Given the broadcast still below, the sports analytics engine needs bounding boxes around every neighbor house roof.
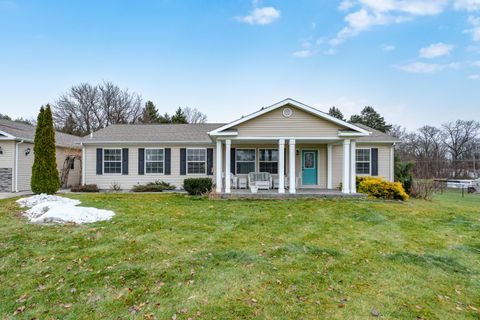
[354,123,402,143]
[0,119,81,148]
[81,123,226,144]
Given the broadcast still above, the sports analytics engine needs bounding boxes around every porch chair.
[248,172,272,190]
[272,175,289,189]
[223,172,238,189]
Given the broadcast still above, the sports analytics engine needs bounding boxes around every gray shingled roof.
[0,119,81,148]
[81,122,399,144]
[82,123,225,144]
[354,123,401,143]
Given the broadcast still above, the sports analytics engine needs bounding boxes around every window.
[187,148,206,174]
[236,149,256,174]
[146,149,164,174]
[104,149,122,174]
[356,149,371,175]
[259,149,278,174]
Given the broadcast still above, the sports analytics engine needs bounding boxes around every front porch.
[214,137,359,195]
[216,188,367,199]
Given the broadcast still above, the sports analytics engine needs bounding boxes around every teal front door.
[302,150,318,185]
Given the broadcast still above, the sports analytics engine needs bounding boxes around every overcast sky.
[0,0,479,130]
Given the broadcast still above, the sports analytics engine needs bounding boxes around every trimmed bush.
[183,178,213,195]
[410,180,440,200]
[70,184,99,192]
[357,176,409,201]
[132,180,175,192]
[31,105,61,194]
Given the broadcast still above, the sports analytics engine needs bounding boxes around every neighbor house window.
[146,148,164,174]
[236,149,256,174]
[103,149,122,174]
[187,148,206,174]
[356,149,371,175]
[259,149,278,174]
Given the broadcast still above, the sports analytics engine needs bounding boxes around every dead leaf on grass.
[13,306,25,315]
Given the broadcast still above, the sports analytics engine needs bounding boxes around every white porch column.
[342,139,350,194]
[327,144,333,189]
[350,140,356,193]
[215,140,223,193]
[225,139,231,193]
[278,139,285,193]
[289,139,296,194]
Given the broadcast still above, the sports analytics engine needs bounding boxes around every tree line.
[328,106,480,179]
[53,81,207,136]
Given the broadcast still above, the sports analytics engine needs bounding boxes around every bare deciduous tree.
[183,107,207,124]
[54,81,142,136]
[443,120,480,176]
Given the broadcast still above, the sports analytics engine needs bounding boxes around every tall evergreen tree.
[31,105,61,194]
[350,106,392,133]
[171,107,188,124]
[328,106,345,121]
[140,101,160,123]
[158,112,172,123]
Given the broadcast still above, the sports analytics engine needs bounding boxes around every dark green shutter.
[207,148,213,175]
[230,148,235,174]
[180,148,186,175]
[371,148,378,176]
[138,148,145,175]
[122,148,129,175]
[96,148,103,175]
[165,148,171,175]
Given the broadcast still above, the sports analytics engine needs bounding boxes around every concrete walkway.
[0,191,32,200]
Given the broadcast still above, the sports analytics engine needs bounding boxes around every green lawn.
[0,192,479,319]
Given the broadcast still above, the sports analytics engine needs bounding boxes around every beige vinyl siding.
[0,141,15,168]
[0,141,15,192]
[332,145,343,189]
[233,105,344,138]
[16,144,81,191]
[84,144,215,190]
[356,143,394,182]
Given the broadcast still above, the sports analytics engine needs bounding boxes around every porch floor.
[216,188,367,199]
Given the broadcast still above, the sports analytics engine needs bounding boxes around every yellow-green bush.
[356,176,409,201]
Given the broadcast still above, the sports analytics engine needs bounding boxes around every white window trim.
[356,148,371,176]
[235,148,257,175]
[103,148,122,175]
[145,148,165,175]
[186,147,207,175]
[259,148,279,174]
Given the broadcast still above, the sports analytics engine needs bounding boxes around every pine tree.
[61,113,78,135]
[31,105,61,194]
[171,107,188,124]
[140,101,160,123]
[328,106,345,121]
[350,106,392,133]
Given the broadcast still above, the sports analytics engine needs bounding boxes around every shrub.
[357,176,409,201]
[410,180,440,200]
[395,159,414,194]
[31,105,61,194]
[132,180,175,192]
[183,178,213,195]
[110,182,121,191]
[70,184,99,192]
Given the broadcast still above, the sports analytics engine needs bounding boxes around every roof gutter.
[14,139,24,192]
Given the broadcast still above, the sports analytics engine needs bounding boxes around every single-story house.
[0,119,82,192]
[80,99,400,194]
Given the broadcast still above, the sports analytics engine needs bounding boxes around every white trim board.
[208,98,370,136]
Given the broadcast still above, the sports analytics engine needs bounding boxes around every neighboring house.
[0,119,82,192]
[80,99,400,194]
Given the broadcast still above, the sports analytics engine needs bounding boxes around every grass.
[0,191,479,319]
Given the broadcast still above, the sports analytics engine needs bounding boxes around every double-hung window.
[356,149,371,175]
[236,149,256,174]
[146,149,164,174]
[259,149,278,174]
[103,149,122,174]
[187,148,206,174]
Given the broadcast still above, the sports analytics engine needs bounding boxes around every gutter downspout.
[81,142,86,185]
[15,139,24,192]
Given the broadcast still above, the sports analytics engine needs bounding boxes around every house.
[0,119,82,192]
[80,99,400,194]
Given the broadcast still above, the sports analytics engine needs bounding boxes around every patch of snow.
[17,194,114,224]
